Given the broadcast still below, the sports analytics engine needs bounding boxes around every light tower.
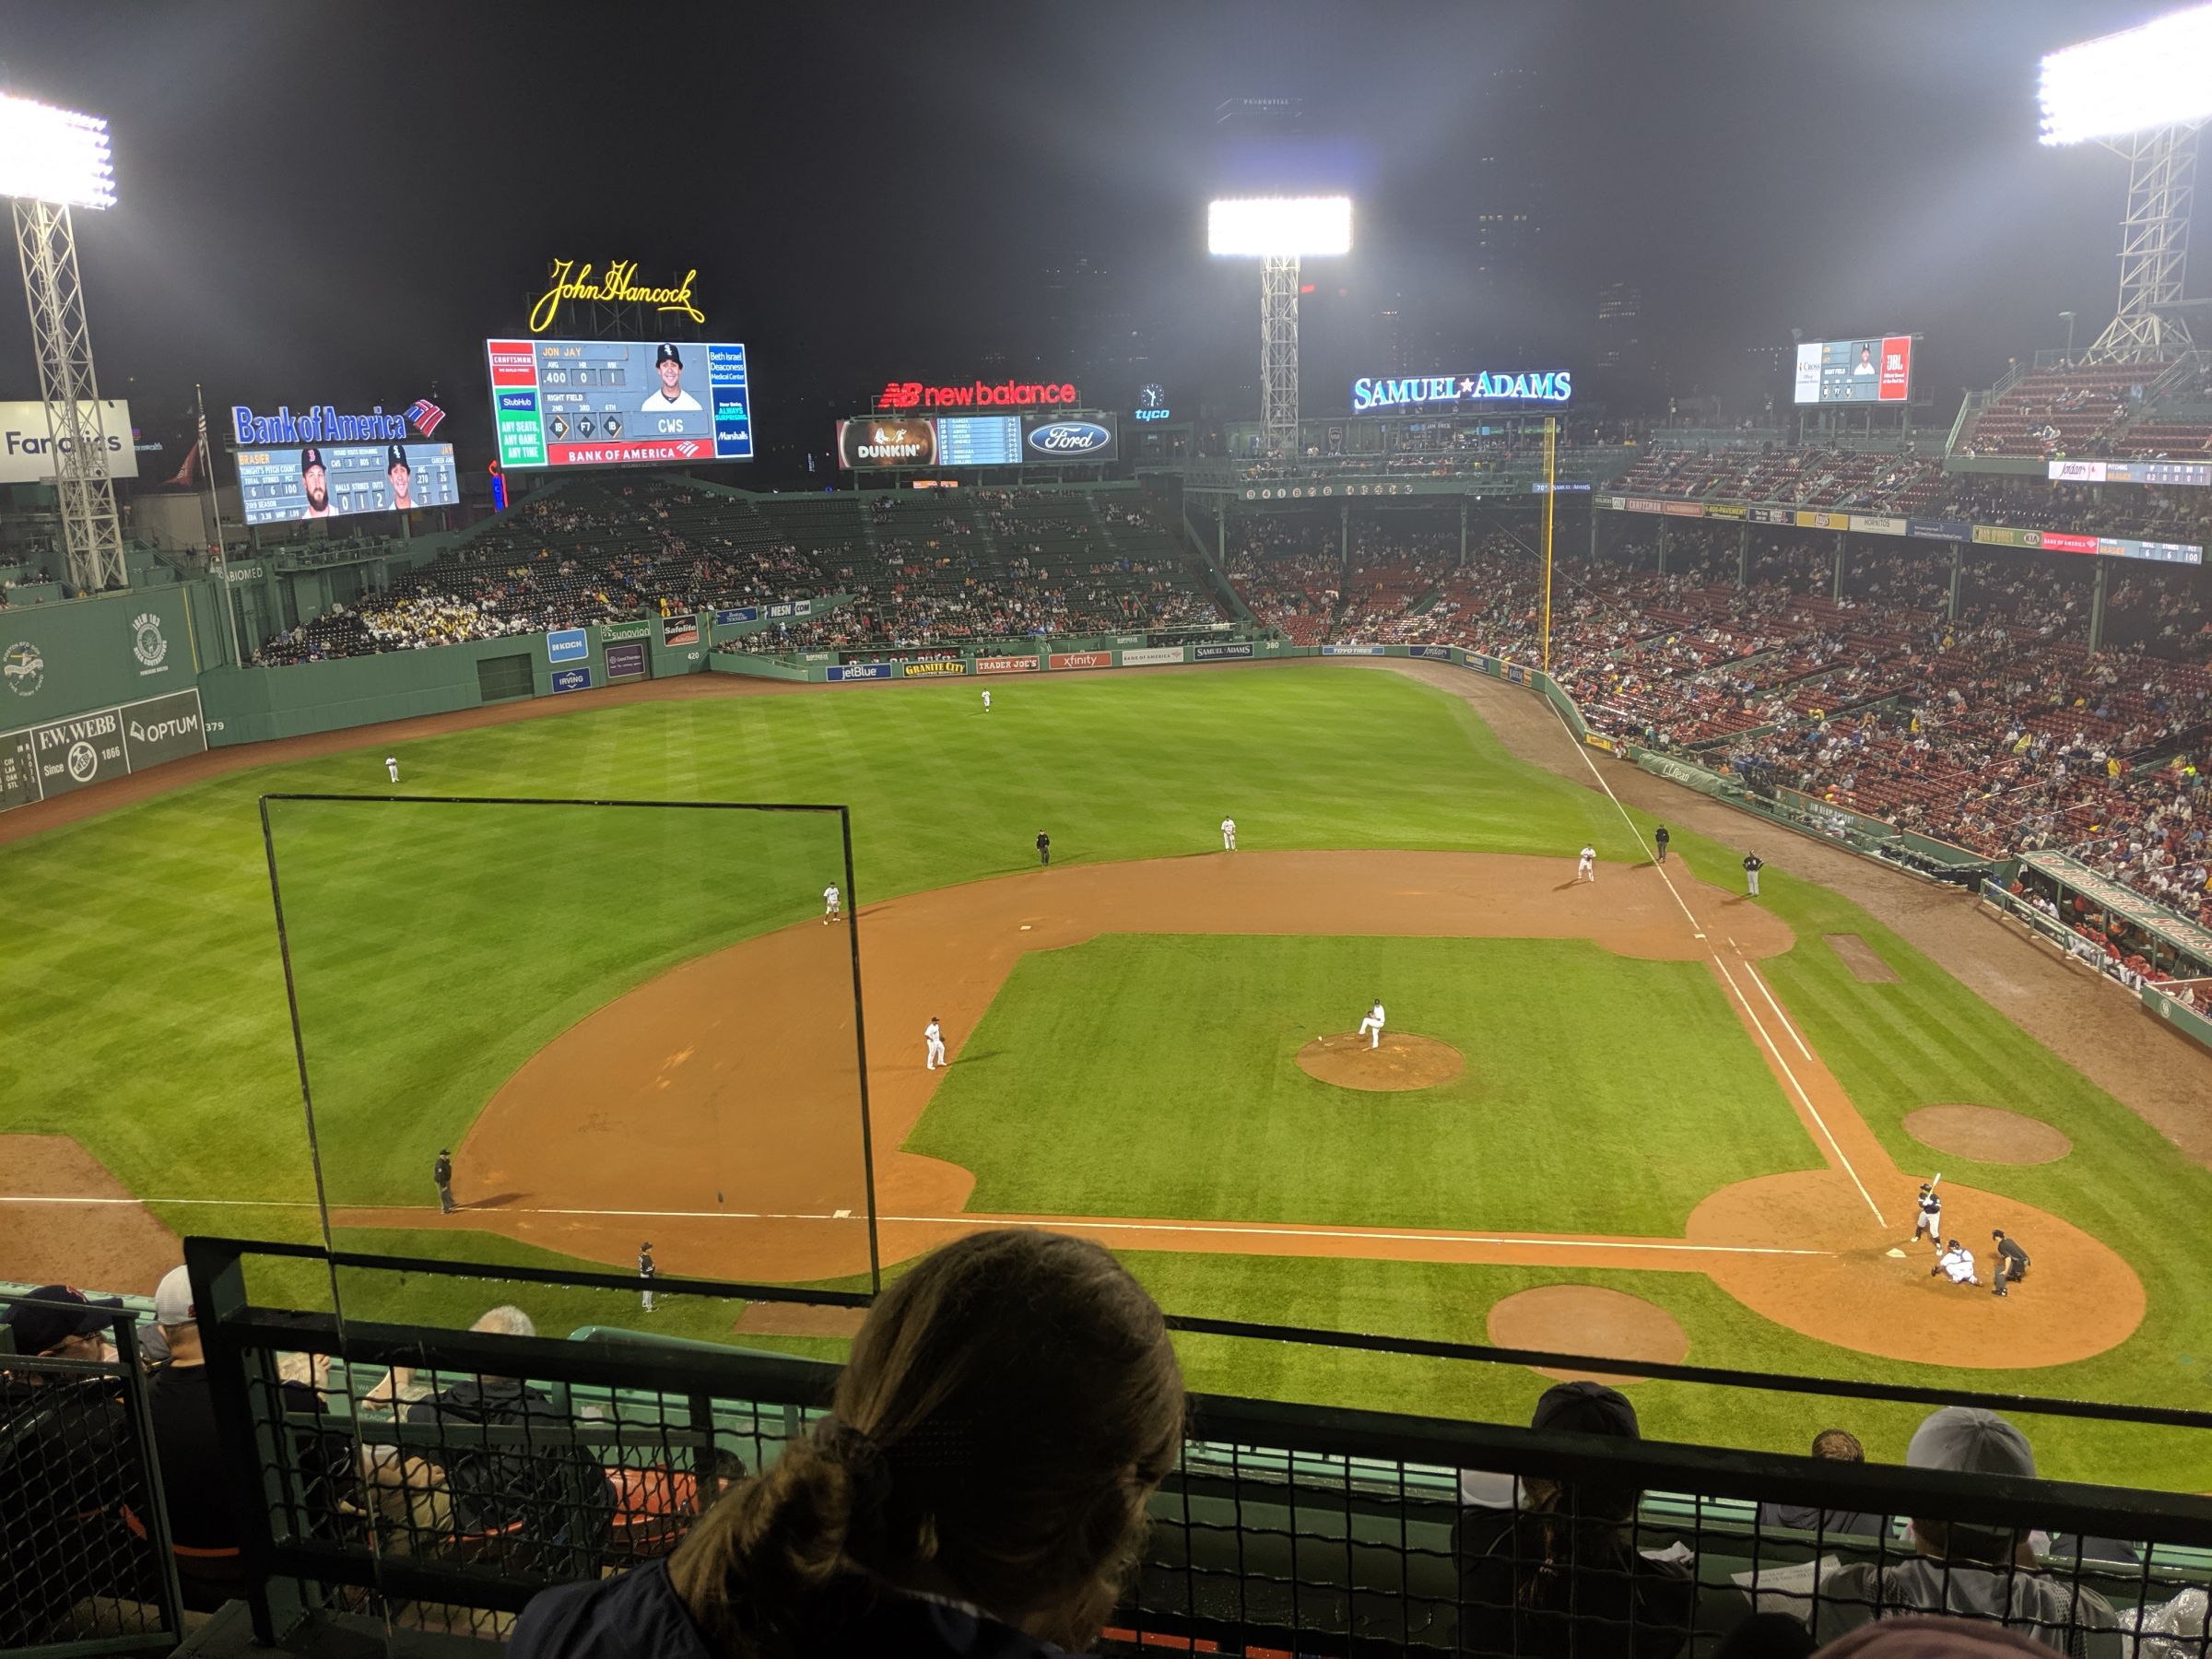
[1,92,125,592]
[2040,5,2212,362]
[1208,195,1352,458]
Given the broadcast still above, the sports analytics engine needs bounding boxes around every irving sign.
[529,259,705,335]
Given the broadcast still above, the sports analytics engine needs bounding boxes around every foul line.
[0,1193,1829,1258]
[1556,716,1887,1227]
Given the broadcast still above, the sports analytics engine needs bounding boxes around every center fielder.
[1358,996,1385,1049]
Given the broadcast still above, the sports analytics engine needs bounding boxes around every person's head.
[1520,1381,1645,1531]
[300,447,328,512]
[2,1285,123,1373]
[656,343,684,394]
[1904,1407,2037,1562]
[1809,1428,1865,1463]
[667,1228,1183,1654]
[440,1148,451,1159]
[1947,1238,1960,1252]
[387,443,412,500]
[153,1265,203,1363]
[470,1305,535,1338]
[1991,1230,2006,1243]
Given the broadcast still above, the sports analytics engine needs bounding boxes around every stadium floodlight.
[2037,5,2212,359]
[1206,194,1353,257]
[0,93,117,209]
[5,89,127,593]
[1207,196,1353,457]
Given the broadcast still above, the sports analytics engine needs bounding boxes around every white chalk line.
[0,1193,1830,1258]
[1559,722,1888,1228]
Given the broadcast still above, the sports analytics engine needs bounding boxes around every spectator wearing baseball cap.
[1,1287,153,1645]
[1457,1382,1696,1659]
[1806,1409,2120,1656]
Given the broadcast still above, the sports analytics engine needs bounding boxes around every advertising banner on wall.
[838,417,938,469]
[1850,514,1908,536]
[0,687,206,812]
[1049,650,1112,670]
[661,615,700,647]
[0,399,139,485]
[1020,412,1118,465]
[1193,641,1254,660]
[826,663,891,681]
[975,654,1041,673]
[1908,519,1971,540]
[604,641,648,680]
[901,659,968,677]
[1120,645,1186,666]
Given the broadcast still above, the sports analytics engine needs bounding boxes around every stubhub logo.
[1027,420,1111,457]
[498,391,538,411]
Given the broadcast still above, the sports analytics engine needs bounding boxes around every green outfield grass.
[5,662,2211,1484]
[909,933,1819,1233]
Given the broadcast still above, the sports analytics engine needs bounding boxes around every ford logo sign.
[1026,420,1112,457]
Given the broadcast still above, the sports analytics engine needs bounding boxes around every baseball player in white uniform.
[1911,1182,1943,1252]
[822,884,841,925]
[981,688,992,712]
[1932,1240,1979,1286]
[924,1017,947,1071]
[1358,997,1385,1049]
[1221,816,1237,852]
[385,755,399,783]
[1575,845,1595,883]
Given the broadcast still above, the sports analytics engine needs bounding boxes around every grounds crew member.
[1991,1230,2030,1298]
[1653,825,1670,864]
[1743,850,1764,897]
[434,1148,456,1214]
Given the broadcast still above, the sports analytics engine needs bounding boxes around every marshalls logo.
[131,613,169,671]
[3,640,42,697]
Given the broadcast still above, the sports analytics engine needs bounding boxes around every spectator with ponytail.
[509,1228,1185,1659]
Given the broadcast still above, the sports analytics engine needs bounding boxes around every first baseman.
[924,1017,948,1071]
[1358,996,1385,1049]
[1221,816,1237,852]
[385,755,400,783]
[822,883,841,925]
[1575,845,1596,883]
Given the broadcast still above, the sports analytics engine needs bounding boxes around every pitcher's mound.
[1487,1286,1689,1384]
[1904,1104,2072,1165]
[1297,1031,1465,1091]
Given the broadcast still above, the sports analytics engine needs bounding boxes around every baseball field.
[5,660,2210,1487]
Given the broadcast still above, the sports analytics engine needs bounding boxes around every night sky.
[0,0,2183,476]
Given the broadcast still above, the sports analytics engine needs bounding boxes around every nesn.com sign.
[1351,371,1572,412]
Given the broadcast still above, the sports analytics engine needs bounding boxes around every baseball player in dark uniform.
[639,1241,656,1312]
[1653,826,1670,864]
[1742,851,1764,897]
[434,1148,455,1214]
[1990,1230,2030,1297]
[1036,830,1051,866]
[1910,1182,1941,1253]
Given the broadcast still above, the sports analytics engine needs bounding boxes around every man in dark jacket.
[1754,1430,1888,1542]
[1653,827,1670,864]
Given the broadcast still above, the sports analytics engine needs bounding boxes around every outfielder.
[385,755,400,783]
[1221,816,1237,852]
[1931,1239,1979,1286]
[822,883,841,925]
[1911,1180,1943,1252]
[1575,845,1596,883]
[982,688,992,712]
[1358,996,1385,1049]
[924,1016,948,1071]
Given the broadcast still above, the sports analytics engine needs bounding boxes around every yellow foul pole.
[1541,417,1557,676]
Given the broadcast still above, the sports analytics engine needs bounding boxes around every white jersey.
[1578,846,1595,864]
[1369,1003,1385,1026]
[641,387,702,411]
[1940,1246,1976,1284]
[824,885,840,907]
[924,1020,941,1044]
[1222,818,1236,837]
[982,690,991,708]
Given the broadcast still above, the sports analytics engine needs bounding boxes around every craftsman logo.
[1025,420,1112,457]
[3,641,42,696]
[131,612,169,671]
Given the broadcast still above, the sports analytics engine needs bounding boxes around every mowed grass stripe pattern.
[910,934,1820,1233]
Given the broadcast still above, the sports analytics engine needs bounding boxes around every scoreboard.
[935,415,1023,467]
[239,441,459,525]
[488,338,753,468]
[1794,335,1912,405]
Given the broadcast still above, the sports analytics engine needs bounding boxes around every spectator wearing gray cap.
[1456,1381,1696,1658]
[1807,1409,2120,1657]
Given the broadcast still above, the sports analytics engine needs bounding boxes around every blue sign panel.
[1194,641,1255,660]
[828,663,892,681]
[1410,644,1453,659]
[714,606,758,626]
[547,628,589,664]
[1321,643,1386,656]
[551,666,593,693]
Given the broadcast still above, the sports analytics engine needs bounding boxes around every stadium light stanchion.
[1,90,126,593]
[1206,196,1352,460]
[2039,4,2212,360]
[196,381,244,666]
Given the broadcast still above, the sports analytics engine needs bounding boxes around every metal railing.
[0,1292,186,1659]
[177,1238,2212,1657]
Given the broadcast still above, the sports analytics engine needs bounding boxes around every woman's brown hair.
[669,1229,1184,1656]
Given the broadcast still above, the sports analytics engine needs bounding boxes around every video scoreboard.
[238,441,459,525]
[2051,458,2212,487]
[487,338,753,469]
[1794,335,1912,405]
[935,415,1023,467]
